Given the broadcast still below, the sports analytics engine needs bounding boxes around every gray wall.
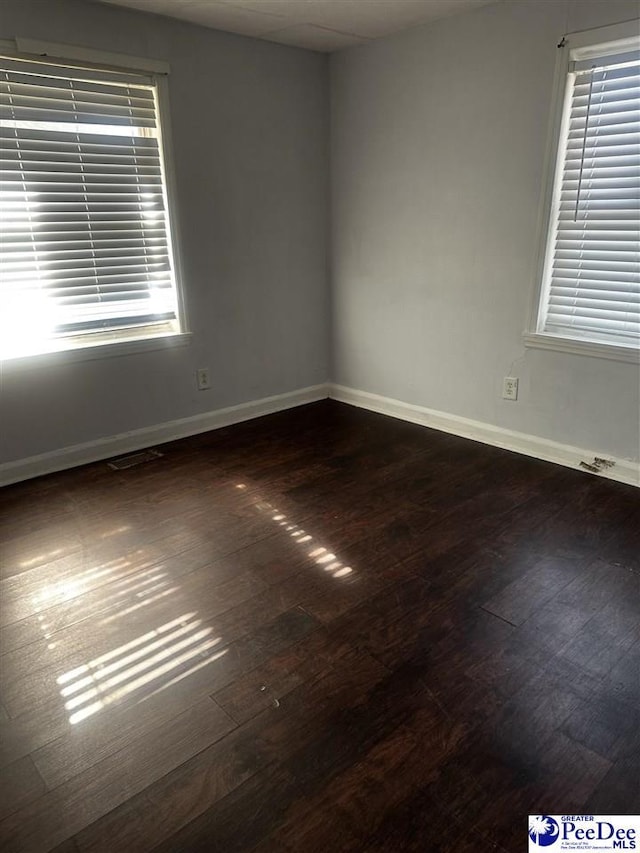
[0,0,330,464]
[330,0,640,461]
[2,0,638,470]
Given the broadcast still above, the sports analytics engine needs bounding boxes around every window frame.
[0,38,191,368]
[525,19,640,364]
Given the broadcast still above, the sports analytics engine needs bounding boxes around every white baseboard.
[0,384,329,487]
[329,384,640,488]
[4,381,637,489]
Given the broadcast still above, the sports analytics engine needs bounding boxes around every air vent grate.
[107,449,164,470]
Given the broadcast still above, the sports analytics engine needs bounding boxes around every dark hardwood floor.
[0,400,638,852]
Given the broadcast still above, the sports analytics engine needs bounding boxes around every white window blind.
[539,44,640,349]
[0,55,181,359]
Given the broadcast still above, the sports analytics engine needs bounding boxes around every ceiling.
[93,0,497,52]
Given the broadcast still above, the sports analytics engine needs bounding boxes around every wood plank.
[0,568,268,719]
[481,556,586,626]
[10,606,318,784]
[0,698,235,853]
[73,725,272,853]
[0,756,46,821]
[0,400,637,853]
[78,650,387,853]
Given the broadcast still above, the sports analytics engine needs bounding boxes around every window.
[527,21,640,361]
[0,48,186,361]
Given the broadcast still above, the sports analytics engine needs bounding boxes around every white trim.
[3,382,637,488]
[154,74,189,337]
[526,18,640,359]
[526,31,570,338]
[0,332,192,371]
[523,332,640,363]
[0,43,187,362]
[329,384,640,488]
[567,19,640,54]
[0,384,329,486]
[13,37,170,75]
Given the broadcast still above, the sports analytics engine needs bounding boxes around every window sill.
[1,332,192,371]
[523,332,640,364]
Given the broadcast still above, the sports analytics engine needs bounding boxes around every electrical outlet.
[196,368,211,390]
[502,376,519,401]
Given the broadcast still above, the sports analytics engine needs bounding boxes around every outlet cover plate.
[503,376,519,401]
[196,368,211,390]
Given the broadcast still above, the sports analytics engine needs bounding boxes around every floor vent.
[107,449,164,470]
